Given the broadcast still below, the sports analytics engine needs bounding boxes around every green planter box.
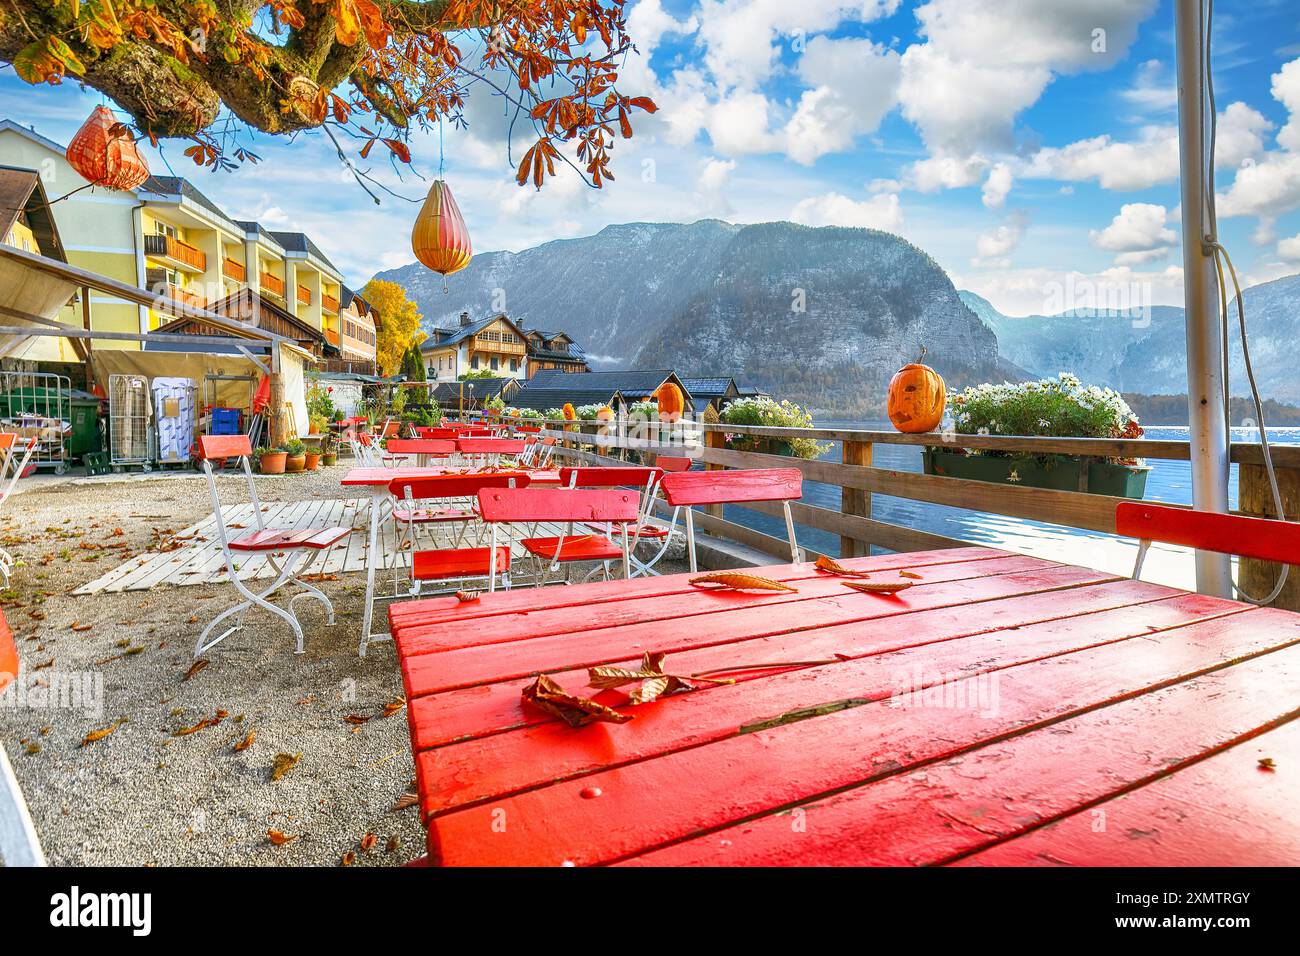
[924,447,1149,498]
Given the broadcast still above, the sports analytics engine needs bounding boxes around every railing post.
[1238,461,1300,610]
[704,428,725,519]
[840,440,872,558]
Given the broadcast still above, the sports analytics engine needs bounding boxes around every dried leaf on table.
[521,674,633,728]
[841,579,914,595]
[455,590,481,602]
[1259,757,1276,771]
[898,570,924,579]
[814,555,870,578]
[689,572,796,593]
[589,651,730,704]
[271,752,301,781]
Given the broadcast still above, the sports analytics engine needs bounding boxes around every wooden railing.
[260,272,285,296]
[143,233,206,272]
[324,328,340,346]
[322,293,340,313]
[163,283,205,309]
[482,414,1300,608]
[297,284,312,306]
[222,257,245,282]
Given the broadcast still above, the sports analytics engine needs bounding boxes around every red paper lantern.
[65,106,151,192]
[411,180,472,279]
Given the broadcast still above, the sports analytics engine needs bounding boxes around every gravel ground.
[1,462,688,867]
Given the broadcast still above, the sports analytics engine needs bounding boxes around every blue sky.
[3,0,1300,315]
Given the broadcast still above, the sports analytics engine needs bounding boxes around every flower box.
[924,448,1150,498]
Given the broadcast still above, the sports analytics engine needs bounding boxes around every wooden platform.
[72,498,576,595]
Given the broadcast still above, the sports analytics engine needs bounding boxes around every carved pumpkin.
[887,358,946,433]
[65,106,151,192]
[595,405,615,422]
[655,382,684,423]
[411,180,473,280]
[562,402,577,421]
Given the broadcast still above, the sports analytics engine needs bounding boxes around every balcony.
[322,293,340,313]
[261,272,285,297]
[158,283,205,310]
[222,258,246,282]
[297,285,312,306]
[143,233,206,273]
[325,329,340,346]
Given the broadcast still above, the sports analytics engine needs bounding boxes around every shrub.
[719,397,828,460]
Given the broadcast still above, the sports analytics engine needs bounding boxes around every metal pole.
[1174,0,1232,597]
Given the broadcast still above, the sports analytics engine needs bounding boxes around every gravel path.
[1,463,430,867]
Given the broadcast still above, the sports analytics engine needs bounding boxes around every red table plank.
[953,712,1300,867]
[423,607,1299,864]
[621,642,1300,866]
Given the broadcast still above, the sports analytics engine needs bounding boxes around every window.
[509,358,518,372]
[471,355,480,369]
[155,221,178,239]
[490,356,499,371]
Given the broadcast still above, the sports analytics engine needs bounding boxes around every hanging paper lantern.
[65,106,151,192]
[411,180,472,284]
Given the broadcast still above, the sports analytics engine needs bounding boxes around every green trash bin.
[68,393,103,458]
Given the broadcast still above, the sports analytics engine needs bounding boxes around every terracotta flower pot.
[260,451,287,474]
[304,452,320,471]
[285,454,306,474]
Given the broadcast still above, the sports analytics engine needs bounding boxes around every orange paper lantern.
[65,106,151,192]
[411,180,472,280]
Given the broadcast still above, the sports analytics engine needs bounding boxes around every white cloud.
[907,154,988,192]
[1273,56,1300,152]
[1216,152,1300,218]
[973,211,1027,265]
[981,163,1014,208]
[698,157,737,191]
[1120,59,1176,114]
[782,37,901,165]
[1090,203,1175,258]
[790,192,903,231]
[705,88,778,155]
[897,0,1157,156]
[1279,232,1300,263]
[963,264,1186,317]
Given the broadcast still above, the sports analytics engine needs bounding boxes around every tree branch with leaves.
[0,0,655,189]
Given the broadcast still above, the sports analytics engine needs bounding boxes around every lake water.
[722,423,1300,591]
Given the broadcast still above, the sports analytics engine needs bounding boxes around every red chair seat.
[520,534,623,562]
[229,527,351,551]
[583,521,669,539]
[412,546,510,580]
[394,507,476,524]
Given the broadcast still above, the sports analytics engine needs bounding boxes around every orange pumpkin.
[887,360,946,433]
[655,382,684,422]
[65,106,151,191]
[595,405,615,422]
[562,402,576,421]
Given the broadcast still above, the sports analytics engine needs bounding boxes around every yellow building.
[0,118,374,370]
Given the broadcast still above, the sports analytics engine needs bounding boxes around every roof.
[0,166,66,262]
[430,378,515,403]
[419,312,526,350]
[510,386,623,411]
[680,377,737,399]
[0,120,68,156]
[269,230,341,274]
[735,382,767,396]
[142,175,241,232]
[524,369,684,400]
[204,288,326,343]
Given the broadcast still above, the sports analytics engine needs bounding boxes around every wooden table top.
[340,467,561,487]
[389,546,1300,867]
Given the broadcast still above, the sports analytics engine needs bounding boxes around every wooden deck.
[71,498,577,595]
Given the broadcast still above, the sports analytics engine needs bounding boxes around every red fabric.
[252,375,271,414]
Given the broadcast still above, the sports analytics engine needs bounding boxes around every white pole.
[1174,0,1233,597]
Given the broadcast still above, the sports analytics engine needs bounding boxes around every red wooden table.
[389,546,1300,866]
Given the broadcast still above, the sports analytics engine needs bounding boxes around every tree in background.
[400,342,428,403]
[1,1,656,192]
[362,278,422,377]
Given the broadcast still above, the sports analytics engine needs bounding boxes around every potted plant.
[927,373,1150,497]
[304,444,321,471]
[320,434,338,467]
[257,446,287,474]
[283,439,307,474]
[720,397,828,460]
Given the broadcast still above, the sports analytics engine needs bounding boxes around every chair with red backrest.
[660,467,804,572]
[560,466,670,576]
[195,435,351,656]
[456,437,526,469]
[478,485,641,586]
[0,608,45,865]
[415,427,459,440]
[1116,502,1300,582]
[389,473,531,600]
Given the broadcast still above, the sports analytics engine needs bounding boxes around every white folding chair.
[196,435,350,656]
[1,609,44,866]
[0,434,38,588]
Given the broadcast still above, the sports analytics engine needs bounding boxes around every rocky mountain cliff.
[962,272,1300,405]
[376,219,1008,415]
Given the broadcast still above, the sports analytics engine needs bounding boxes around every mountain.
[376,219,1009,415]
[961,271,1300,404]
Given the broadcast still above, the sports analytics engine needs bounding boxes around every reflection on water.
[726,423,1300,591]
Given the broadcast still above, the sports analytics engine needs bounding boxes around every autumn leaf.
[233,730,256,752]
[333,0,361,46]
[589,651,729,704]
[381,699,406,718]
[172,713,222,736]
[271,752,301,781]
[841,579,914,595]
[267,829,297,846]
[1259,757,1277,771]
[360,832,377,852]
[343,714,372,725]
[521,674,633,728]
[80,716,127,747]
[386,835,400,852]
[899,570,924,580]
[689,572,797,593]
[182,659,209,681]
[814,555,870,578]
[389,791,419,812]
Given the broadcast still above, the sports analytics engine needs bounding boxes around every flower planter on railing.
[923,447,1150,498]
